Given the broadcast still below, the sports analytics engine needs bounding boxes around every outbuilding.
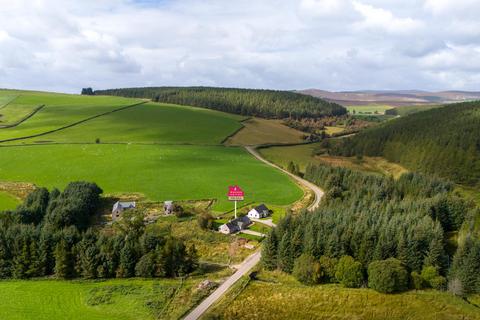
[112,201,136,220]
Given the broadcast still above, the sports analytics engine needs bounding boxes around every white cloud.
[353,1,422,34]
[0,0,479,92]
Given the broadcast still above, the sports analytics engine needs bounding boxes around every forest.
[329,101,480,186]
[262,164,480,295]
[0,182,198,280]
[93,87,347,119]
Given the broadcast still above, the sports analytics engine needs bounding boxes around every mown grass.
[0,144,302,211]
[21,102,244,145]
[205,270,480,320]
[0,276,224,320]
[0,191,20,211]
[324,125,345,135]
[224,118,305,146]
[0,90,138,142]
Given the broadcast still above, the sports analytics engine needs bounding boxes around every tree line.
[93,87,347,120]
[0,182,198,280]
[329,101,480,186]
[262,164,480,295]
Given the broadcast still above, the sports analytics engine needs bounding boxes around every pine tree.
[261,230,278,270]
[54,240,73,279]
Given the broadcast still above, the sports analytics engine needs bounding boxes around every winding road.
[183,146,324,320]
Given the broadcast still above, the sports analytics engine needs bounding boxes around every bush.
[420,266,446,290]
[318,256,337,283]
[335,256,364,288]
[197,213,215,230]
[411,271,424,290]
[292,254,321,285]
[368,258,409,293]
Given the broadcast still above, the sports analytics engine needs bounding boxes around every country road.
[183,251,261,320]
[245,146,324,211]
[183,146,324,320]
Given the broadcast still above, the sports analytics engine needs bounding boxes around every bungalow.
[219,216,251,234]
[247,204,270,219]
[112,201,136,220]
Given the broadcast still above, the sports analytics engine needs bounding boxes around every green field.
[0,191,20,211]
[0,90,302,210]
[0,277,214,320]
[347,105,394,115]
[20,102,244,145]
[206,271,480,320]
[0,90,138,142]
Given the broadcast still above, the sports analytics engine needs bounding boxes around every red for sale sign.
[227,185,244,201]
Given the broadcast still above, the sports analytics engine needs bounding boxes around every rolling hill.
[0,90,302,211]
[330,101,480,186]
[94,86,347,119]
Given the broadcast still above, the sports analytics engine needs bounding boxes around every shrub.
[335,256,364,288]
[197,213,215,230]
[411,271,424,290]
[420,266,446,290]
[292,253,321,285]
[318,256,337,283]
[368,258,409,293]
[430,276,447,290]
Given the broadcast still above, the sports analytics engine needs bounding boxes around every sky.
[0,0,479,93]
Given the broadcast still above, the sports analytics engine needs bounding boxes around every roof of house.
[254,204,269,212]
[224,215,251,230]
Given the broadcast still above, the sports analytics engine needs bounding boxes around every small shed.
[112,201,136,220]
[247,204,270,219]
[164,201,174,215]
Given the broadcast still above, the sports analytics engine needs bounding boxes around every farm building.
[247,204,270,219]
[219,216,251,234]
[164,201,174,214]
[112,201,136,220]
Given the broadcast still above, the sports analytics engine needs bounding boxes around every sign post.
[227,185,245,219]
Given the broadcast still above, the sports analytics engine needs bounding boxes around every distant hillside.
[330,101,480,186]
[94,87,347,119]
[300,89,480,107]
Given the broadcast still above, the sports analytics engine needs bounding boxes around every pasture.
[259,143,408,178]
[224,118,305,146]
[347,105,394,115]
[206,271,480,320]
[0,144,302,211]
[0,277,217,320]
[19,102,244,145]
[0,191,19,211]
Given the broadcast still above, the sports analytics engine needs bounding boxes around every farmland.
[0,90,302,211]
[0,276,228,320]
[0,191,19,211]
[205,271,480,320]
[346,105,394,115]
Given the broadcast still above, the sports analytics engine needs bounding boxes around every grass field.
[224,118,305,146]
[347,105,394,115]
[259,143,408,178]
[0,191,20,211]
[205,271,480,320]
[0,90,303,211]
[0,144,302,211]
[0,275,228,320]
[0,90,138,142]
[20,102,244,145]
[324,125,345,135]
[393,104,442,116]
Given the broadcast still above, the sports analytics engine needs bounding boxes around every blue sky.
[0,0,479,93]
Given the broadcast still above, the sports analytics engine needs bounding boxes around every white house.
[247,204,270,219]
[219,216,251,234]
[112,201,136,220]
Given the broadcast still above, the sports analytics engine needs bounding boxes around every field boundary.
[0,101,147,144]
[0,95,19,110]
[0,105,45,129]
[220,117,251,145]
